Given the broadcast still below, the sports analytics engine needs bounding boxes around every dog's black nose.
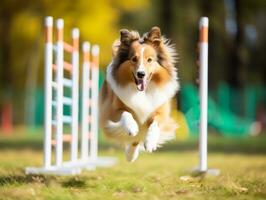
[137,71,145,79]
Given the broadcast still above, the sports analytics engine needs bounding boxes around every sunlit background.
[0,0,265,137]
[0,0,266,199]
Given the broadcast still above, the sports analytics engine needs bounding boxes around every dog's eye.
[147,58,153,63]
[131,56,137,63]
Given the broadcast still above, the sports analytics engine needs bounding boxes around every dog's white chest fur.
[106,63,179,124]
[114,84,161,123]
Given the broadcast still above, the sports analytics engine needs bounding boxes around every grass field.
[0,128,266,200]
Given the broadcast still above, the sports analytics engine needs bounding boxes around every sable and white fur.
[99,27,179,162]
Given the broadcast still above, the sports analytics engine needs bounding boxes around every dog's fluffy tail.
[158,118,178,146]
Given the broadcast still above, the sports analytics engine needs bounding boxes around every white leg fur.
[106,111,139,136]
[125,144,140,162]
[144,121,160,152]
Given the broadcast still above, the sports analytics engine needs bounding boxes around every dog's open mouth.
[133,74,146,91]
[136,78,146,91]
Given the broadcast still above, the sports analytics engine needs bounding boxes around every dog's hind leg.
[125,142,140,162]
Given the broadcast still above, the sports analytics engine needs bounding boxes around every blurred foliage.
[0,0,265,124]
[118,0,266,87]
[0,0,150,90]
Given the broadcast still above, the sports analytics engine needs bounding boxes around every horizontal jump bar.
[63,97,72,105]
[52,81,57,88]
[51,116,72,125]
[51,132,93,145]
[51,79,72,88]
[52,120,57,126]
[63,115,72,123]
[51,97,72,107]
[63,78,72,87]
[52,62,72,72]
[51,134,72,145]
[52,43,75,53]
[64,42,73,52]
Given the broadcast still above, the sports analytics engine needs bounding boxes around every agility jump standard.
[196,17,219,175]
[26,17,116,175]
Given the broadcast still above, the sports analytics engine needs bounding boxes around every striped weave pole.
[90,45,100,161]
[81,42,91,161]
[44,16,53,168]
[55,19,64,167]
[199,17,209,172]
[71,28,80,163]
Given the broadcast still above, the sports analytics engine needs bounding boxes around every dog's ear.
[111,39,120,57]
[120,29,140,46]
[144,26,161,46]
[120,29,131,46]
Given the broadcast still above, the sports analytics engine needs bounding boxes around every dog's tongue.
[137,79,145,91]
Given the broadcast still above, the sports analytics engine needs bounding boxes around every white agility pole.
[90,45,100,162]
[81,42,90,161]
[26,16,116,175]
[199,17,208,172]
[80,43,116,169]
[196,17,219,176]
[44,16,53,169]
[71,28,79,163]
[55,19,64,167]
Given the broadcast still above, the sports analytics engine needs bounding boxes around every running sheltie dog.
[99,27,179,162]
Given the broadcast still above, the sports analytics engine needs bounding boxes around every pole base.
[25,166,82,175]
[192,168,220,177]
[93,156,117,168]
[25,156,117,176]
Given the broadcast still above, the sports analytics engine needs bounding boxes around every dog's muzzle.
[133,72,146,92]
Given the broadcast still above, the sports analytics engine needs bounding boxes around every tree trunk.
[160,0,173,37]
[0,11,12,98]
[0,10,13,129]
[228,0,244,88]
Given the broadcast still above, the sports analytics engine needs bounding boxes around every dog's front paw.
[121,112,139,136]
[144,121,160,152]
